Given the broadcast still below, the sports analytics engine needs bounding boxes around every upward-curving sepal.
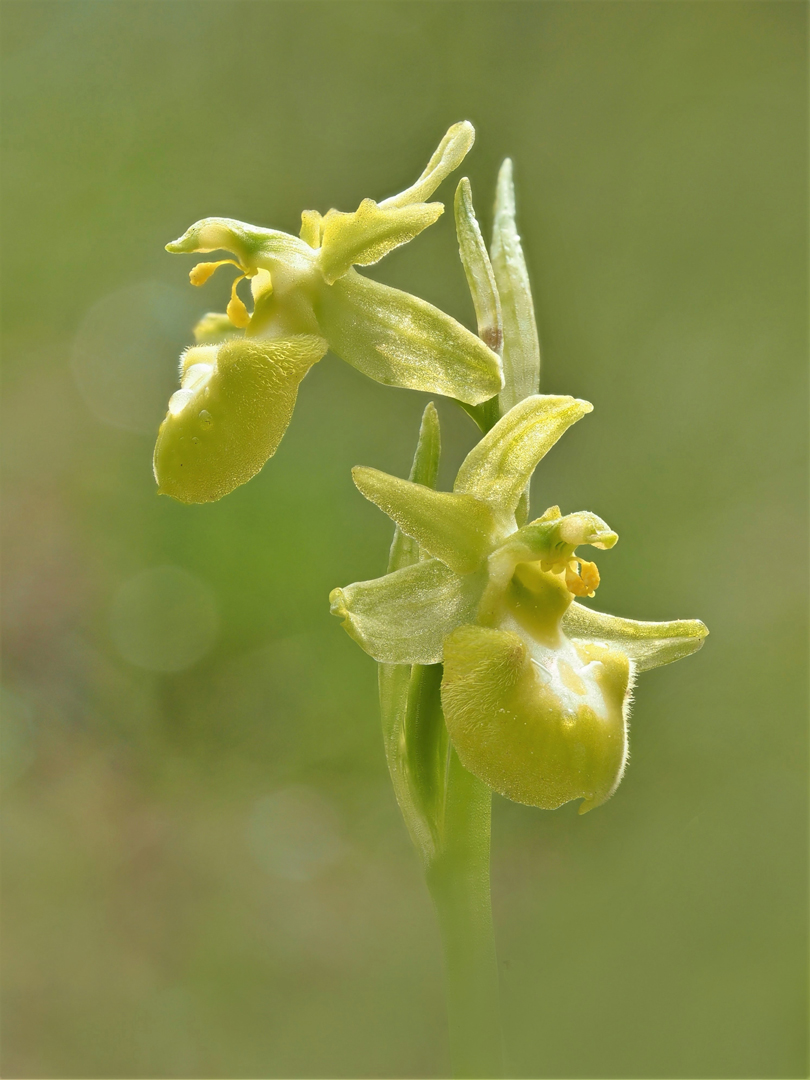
[562,604,709,672]
[380,121,475,209]
[315,269,503,405]
[454,395,593,513]
[318,199,444,284]
[353,467,501,575]
[329,558,486,666]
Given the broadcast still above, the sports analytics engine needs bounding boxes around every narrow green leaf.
[454,394,592,514]
[491,159,541,412]
[562,603,709,672]
[330,558,485,665]
[387,402,441,572]
[316,269,503,405]
[380,121,475,209]
[354,466,499,575]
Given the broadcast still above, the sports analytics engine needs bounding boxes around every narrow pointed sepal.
[315,269,503,405]
[441,624,631,812]
[562,603,709,672]
[491,159,541,411]
[454,394,592,513]
[318,199,444,284]
[353,466,500,575]
[153,335,327,504]
[388,403,441,572]
[329,559,486,665]
[380,121,475,209]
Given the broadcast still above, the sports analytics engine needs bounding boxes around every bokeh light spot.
[247,785,345,882]
[71,281,198,434]
[110,566,218,672]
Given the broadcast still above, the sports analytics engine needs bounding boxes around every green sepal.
[315,269,503,405]
[454,394,592,513]
[380,121,475,209]
[387,402,441,572]
[329,558,486,665]
[491,159,541,412]
[153,335,327,504]
[318,199,444,284]
[353,466,500,576]
[562,603,709,672]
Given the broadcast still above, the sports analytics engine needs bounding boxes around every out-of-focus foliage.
[1,3,807,1078]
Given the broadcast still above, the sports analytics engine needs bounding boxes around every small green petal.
[562,603,709,672]
[300,209,324,248]
[153,335,327,504]
[315,269,503,405]
[380,121,475,209]
[353,466,500,575]
[318,199,444,284]
[192,312,238,345]
[329,558,486,665]
[387,402,441,572]
[454,394,592,513]
[491,159,541,412]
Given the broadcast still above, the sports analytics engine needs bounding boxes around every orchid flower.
[330,395,708,813]
[153,122,503,504]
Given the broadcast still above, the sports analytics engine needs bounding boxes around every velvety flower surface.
[154,122,503,504]
[331,397,708,813]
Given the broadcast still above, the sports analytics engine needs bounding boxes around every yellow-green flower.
[330,397,708,814]
[154,122,504,504]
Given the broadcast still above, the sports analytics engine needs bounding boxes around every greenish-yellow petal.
[153,335,327,504]
[192,312,239,345]
[380,121,475,209]
[318,199,444,284]
[353,466,500,575]
[329,558,486,666]
[562,603,709,672]
[315,269,503,405]
[454,394,592,512]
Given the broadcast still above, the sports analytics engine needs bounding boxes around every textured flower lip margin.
[154,122,504,504]
[330,395,708,814]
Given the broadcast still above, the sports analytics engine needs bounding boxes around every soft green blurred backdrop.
[1,3,807,1077]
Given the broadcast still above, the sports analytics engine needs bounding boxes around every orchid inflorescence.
[156,121,706,824]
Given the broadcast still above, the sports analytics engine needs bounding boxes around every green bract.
[154,122,504,504]
[331,397,708,813]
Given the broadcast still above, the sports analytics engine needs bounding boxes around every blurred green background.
[1,3,807,1077]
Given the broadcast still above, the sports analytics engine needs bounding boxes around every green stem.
[426,748,504,1079]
